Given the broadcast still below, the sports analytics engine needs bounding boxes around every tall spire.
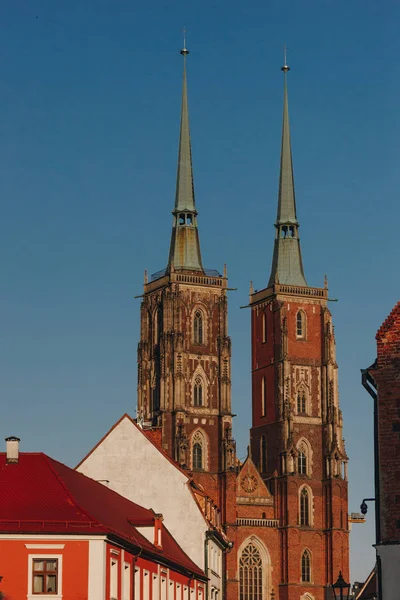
[268,54,307,287]
[167,37,203,272]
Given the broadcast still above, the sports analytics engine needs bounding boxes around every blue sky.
[1,0,398,584]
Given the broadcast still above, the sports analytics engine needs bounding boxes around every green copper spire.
[168,43,203,272]
[268,58,307,287]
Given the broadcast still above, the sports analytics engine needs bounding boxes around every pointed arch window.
[192,430,207,471]
[239,543,263,600]
[193,443,203,470]
[298,450,307,475]
[301,550,311,582]
[194,376,203,407]
[300,488,310,526]
[296,310,306,339]
[297,389,307,414]
[193,310,203,345]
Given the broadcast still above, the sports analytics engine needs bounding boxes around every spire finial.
[281,44,290,73]
[181,26,189,56]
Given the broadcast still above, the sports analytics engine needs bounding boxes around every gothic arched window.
[194,376,203,407]
[192,430,207,471]
[298,450,307,475]
[239,543,263,600]
[300,488,310,526]
[296,310,306,339]
[297,389,307,414]
[194,310,203,345]
[301,550,311,582]
[193,443,203,470]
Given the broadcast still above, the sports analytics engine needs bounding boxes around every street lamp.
[332,571,351,600]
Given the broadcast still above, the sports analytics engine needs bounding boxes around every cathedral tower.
[137,46,236,484]
[249,61,349,598]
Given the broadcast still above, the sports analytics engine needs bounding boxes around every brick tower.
[137,45,236,487]
[248,60,349,598]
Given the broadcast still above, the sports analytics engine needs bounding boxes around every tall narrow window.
[297,390,307,414]
[262,313,267,343]
[301,550,311,582]
[239,543,263,600]
[111,559,119,600]
[194,311,203,345]
[194,376,203,406]
[298,450,307,475]
[193,443,203,470]
[296,311,305,338]
[261,377,267,417]
[300,488,310,526]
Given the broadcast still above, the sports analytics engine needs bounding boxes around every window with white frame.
[110,559,118,599]
[153,574,160,600]
[300,487,311,526]
[135,567,141,600]
[261,377,266,417]
[28,554,63,599]
[123,563,131,600]
[143,571,150,600]
[296,310,306,339]
[161,577,167,600]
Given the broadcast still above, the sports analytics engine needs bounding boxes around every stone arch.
[300,594,315,600]
[237,536,271,600]
[190,428,209,471]
[296,437,313,476]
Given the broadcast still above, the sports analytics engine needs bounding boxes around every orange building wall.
[0,538,89,600]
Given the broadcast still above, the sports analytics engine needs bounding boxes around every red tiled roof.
[0,453,204,579]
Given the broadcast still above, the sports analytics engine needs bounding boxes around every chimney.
[5,436,20,464]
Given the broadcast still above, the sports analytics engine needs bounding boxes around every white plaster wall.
[377,543,400,599]
[77,417,207,569]
[88,539,106,600]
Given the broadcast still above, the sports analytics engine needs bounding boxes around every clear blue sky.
[1,0,398,584]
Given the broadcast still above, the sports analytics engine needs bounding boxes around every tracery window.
[194,376,203,406]
[301,550,311,582]
[193,443,203,470]
[194,311,203,345]
[296,311,306,339]
[298,450,307,475]
[300,488,310,526]
[239,543,263,600]
[192,430,206,470]
[297,389,307,414]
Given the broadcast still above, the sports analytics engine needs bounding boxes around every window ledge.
[28,596,62,600]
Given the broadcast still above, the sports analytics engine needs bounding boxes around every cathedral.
[136,44,349,600]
